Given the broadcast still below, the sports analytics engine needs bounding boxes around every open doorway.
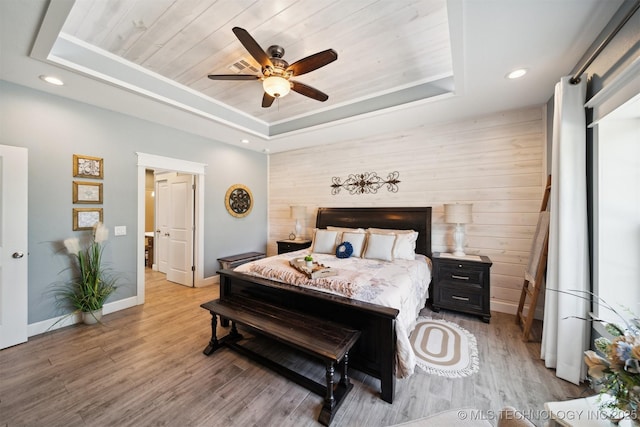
[136,153,207,306]
[145,170,196,287]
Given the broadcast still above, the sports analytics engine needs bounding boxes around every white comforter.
[234,250,432,378]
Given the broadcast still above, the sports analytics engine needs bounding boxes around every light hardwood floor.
[0,270,590,427]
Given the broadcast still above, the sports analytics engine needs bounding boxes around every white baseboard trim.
[490,300,544,320]
[196,275,219,288]
[28,296,138,337]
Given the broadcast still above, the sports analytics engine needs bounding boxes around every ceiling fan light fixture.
[263,76,291,98]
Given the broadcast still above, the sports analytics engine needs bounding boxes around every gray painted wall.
[1,81,268,324]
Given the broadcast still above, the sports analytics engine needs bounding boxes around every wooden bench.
[201,295,361,426]
[217,251,265,270]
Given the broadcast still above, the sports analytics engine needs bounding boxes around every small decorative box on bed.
[206,207,433,415]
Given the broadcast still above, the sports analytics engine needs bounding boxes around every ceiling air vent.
[228,58,260,74]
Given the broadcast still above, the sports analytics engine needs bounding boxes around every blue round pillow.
[336,241,353,259]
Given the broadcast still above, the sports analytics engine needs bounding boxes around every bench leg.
[319,354,355,426]
[340,352,350,387]
[325,362,335,410]
[203,312,220,355]
[318,362,336,426]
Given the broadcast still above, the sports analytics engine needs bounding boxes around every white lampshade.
[290,206,306,219]
[444,203,472,224]
[263,76,291,98]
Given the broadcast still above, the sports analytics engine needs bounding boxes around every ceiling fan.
[208,27,338,108]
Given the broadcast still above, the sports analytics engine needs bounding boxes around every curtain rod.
[570,0,640,84]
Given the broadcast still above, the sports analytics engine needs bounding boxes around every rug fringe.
[412,317,480,378]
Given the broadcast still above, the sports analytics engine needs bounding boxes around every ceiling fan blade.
[286,49,338,76]
[207,74,260,81]
[232,27,273,69]
[291,81,329,102]
[262,93,275,108]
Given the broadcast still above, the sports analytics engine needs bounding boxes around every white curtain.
[541,76,590,385]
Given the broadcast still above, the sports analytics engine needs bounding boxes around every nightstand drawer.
[277,239,312,254]
[438,264,485,287]
[436,286,483,311]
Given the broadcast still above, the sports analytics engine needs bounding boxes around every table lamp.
[290,206,306,241]
[444,203,472,257]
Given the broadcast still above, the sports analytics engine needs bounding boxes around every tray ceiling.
[52,0,454,137]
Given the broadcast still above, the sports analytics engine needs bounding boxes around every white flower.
[93,222,109,243]
[63,238,81,256]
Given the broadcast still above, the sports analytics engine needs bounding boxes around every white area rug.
[409,317,479,378]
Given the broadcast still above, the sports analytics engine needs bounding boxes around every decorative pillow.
[393,231,418,260]
[366,227,415,235]
[336,242,353,258]
[342,232,366,257]
[366,228,418,260]
[327,226,366,242]
[311,229,339,254]
[363,233,396,262]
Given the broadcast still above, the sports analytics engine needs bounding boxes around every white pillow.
[311,229,338,254]
[327,226,365,242]
[393,231,418,260]
[366,228,418,260]
[363,233,396,262]
[367,227,415,235]
[341,232,367,258]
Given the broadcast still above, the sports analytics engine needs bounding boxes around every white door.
[166,174,194,286]
[156,179,170,273]
[0,145,28,349]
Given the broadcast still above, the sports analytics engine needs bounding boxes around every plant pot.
[306,261,313,268]
[82,308,103,325]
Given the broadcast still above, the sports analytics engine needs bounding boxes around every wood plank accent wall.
[268,107,547,314]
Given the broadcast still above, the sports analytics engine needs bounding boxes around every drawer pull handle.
[451,295,470,301]
[451,274,469,280]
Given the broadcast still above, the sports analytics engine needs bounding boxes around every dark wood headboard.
[315,207,432,258]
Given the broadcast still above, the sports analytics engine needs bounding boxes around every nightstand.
[431,252,492,323]
[277,239,312,254]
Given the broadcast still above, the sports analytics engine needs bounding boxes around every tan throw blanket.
[247,260,362,298]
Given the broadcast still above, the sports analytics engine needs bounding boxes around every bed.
[217,207,432,403]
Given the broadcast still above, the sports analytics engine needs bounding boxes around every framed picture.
[73,208,103,231]
[73,181,103,204]
[73,154,103,179]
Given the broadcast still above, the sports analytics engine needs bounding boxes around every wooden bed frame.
[217,207,432,403]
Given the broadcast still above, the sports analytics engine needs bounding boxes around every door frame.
[136,152,206,304]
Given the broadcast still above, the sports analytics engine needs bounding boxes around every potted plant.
[53,222,118,325]
[304,255,314,268]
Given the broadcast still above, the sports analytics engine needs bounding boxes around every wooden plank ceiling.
[61,0,452,124]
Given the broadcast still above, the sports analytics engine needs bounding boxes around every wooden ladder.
[516,175,551,341]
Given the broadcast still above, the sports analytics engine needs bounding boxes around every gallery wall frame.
[73,181,103,204]
[73,154,103,179]
[73,207,103,231]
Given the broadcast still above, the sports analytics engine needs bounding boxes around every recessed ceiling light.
[39,75,64,86]
[241,139,249,144]
[506,69,527,79]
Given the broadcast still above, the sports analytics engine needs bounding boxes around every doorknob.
[12,252,24,259]
[164,233,170,237]
[156,229,160,233]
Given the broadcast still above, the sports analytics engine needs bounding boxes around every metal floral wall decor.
[225,184,253,218]
[331,171,400,195]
